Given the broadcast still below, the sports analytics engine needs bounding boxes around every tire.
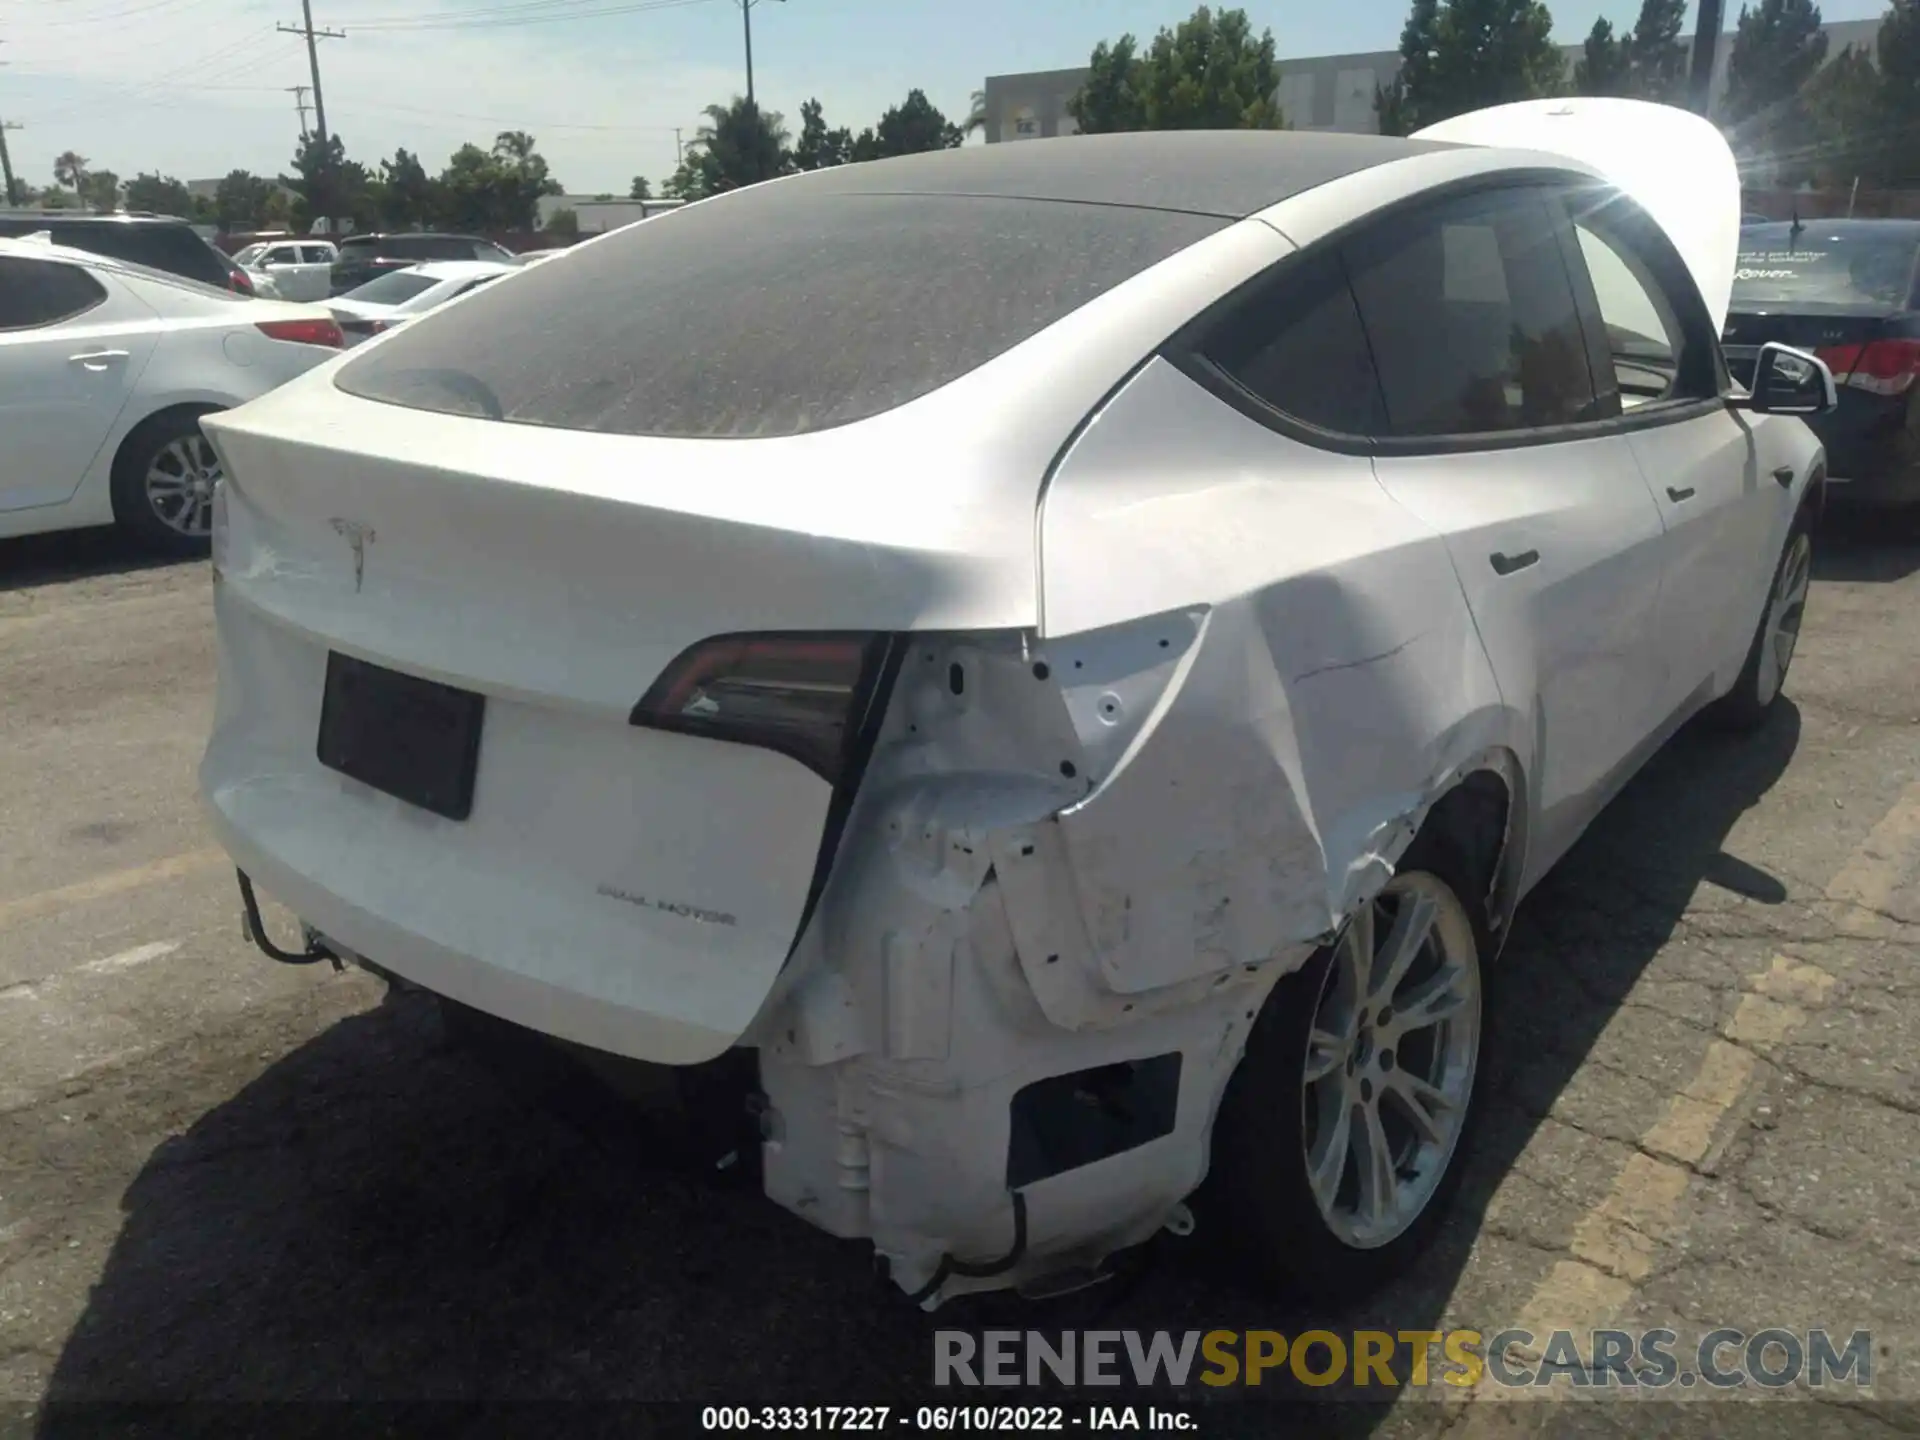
[1706,508,1814,732]
[1204,830,1492,1306]
[109,408,223,557]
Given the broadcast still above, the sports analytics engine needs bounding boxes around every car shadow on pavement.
[1815,503,1920,583]
[0,530,193,594]
[31,709,1801,1439]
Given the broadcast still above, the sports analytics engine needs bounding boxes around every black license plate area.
[316,653,485,820]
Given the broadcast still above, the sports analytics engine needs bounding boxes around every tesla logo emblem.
[329,518,376,592]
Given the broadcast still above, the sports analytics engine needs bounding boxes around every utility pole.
[288,84,312,140]
[277,1,344,152]
[674,127,684,162]
[1688,0,1725,118]
[738,0,784,109]
[0,42,16,206]
[0,122,20,208]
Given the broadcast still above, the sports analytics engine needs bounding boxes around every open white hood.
[1414,97,1742,332]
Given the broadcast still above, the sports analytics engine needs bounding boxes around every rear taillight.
[632,633,894,785]
[1836,338,1920,396]
[256,317,344,348]
[1813,344,1863,379]
[228,268,255,295]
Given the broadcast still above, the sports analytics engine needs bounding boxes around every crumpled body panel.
[748,357,1525,1302]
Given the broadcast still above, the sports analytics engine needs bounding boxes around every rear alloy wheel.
[1709,514,1813,730]
[1206,836,1490,1303]
[110,409,224,556]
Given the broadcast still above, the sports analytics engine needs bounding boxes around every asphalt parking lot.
[1,515,1917,1438]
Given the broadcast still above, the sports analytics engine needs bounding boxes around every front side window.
[1571,216,1685,407]
[1193,246,1386,436]
[1345,187,1600,438]
[0,256,109,330]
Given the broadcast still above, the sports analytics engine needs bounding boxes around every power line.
[347,0,718,33]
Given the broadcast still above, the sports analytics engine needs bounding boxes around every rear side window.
[0,256,108,330]
[51,221,228,288]
[1345,187,1600,437]
[1193,247,1386,436]
[1733,225,1920,310]
[391,235,474,260]
[335,193,1224,439]
[342,270,439,305]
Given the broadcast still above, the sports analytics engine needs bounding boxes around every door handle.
[1490,549,1540,576]
[69,349,131,370]
[1667,485,1697,502]
[1772,466,1796,488]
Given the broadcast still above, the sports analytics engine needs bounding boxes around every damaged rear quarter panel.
[1031,356,1521,999]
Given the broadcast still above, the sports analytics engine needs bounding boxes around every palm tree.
[53,150,90,193]
[964,89,989,140]
[688,98,790,190]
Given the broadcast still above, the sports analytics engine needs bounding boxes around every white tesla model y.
[199,100,1834,1307]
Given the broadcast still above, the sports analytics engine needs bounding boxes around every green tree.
[214,170,274,232]
[964,88,989,138]
[1802,43,1882,184]
[1068,6,1284,132]
[1869,0,1920,185]
[862,89,965,155]
[1723,0,1829,182]
[1375,0,1563,134]
[488,130,562,229]
[669,98,789,196]
[286,132,369,231]
[1624,0,1689,102]
[123,172,195,216]
[433,132,560,230]
[791,96,853,169]
[377,147,435,229]
[629,174,653,199]
[53,150,89,193]
[79,169,121,212]
[38,186,75,209]
[1574,18,1630,94]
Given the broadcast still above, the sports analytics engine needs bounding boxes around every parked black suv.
[330,232,519,294]
[0,211,248,292]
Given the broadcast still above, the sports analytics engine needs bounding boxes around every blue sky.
[0,0,1896,197]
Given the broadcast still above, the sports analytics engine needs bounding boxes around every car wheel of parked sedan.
[1205,832,1491,1304]
[110,408,224,556]
[1708,508,1814,731]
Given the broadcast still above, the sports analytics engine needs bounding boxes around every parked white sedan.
[325,260,518,345]
[200,100,1832,1308]
[0,236,344,553]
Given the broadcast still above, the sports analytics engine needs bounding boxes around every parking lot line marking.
[0,849,225,932]
[1459,778,1920,1412]
[76,940,181,976]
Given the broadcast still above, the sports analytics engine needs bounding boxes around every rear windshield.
[1733,225,1920,309]
[342,269,439,305]
[333,192,1223,439]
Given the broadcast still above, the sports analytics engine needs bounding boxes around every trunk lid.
[1414,97,1742,332]
[199,378,1041,1064]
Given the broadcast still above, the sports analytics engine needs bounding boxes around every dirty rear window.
[1733,225,1920,310]
[331,191,1224,439]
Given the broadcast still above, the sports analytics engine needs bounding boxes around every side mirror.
[1731,341,1838,417]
